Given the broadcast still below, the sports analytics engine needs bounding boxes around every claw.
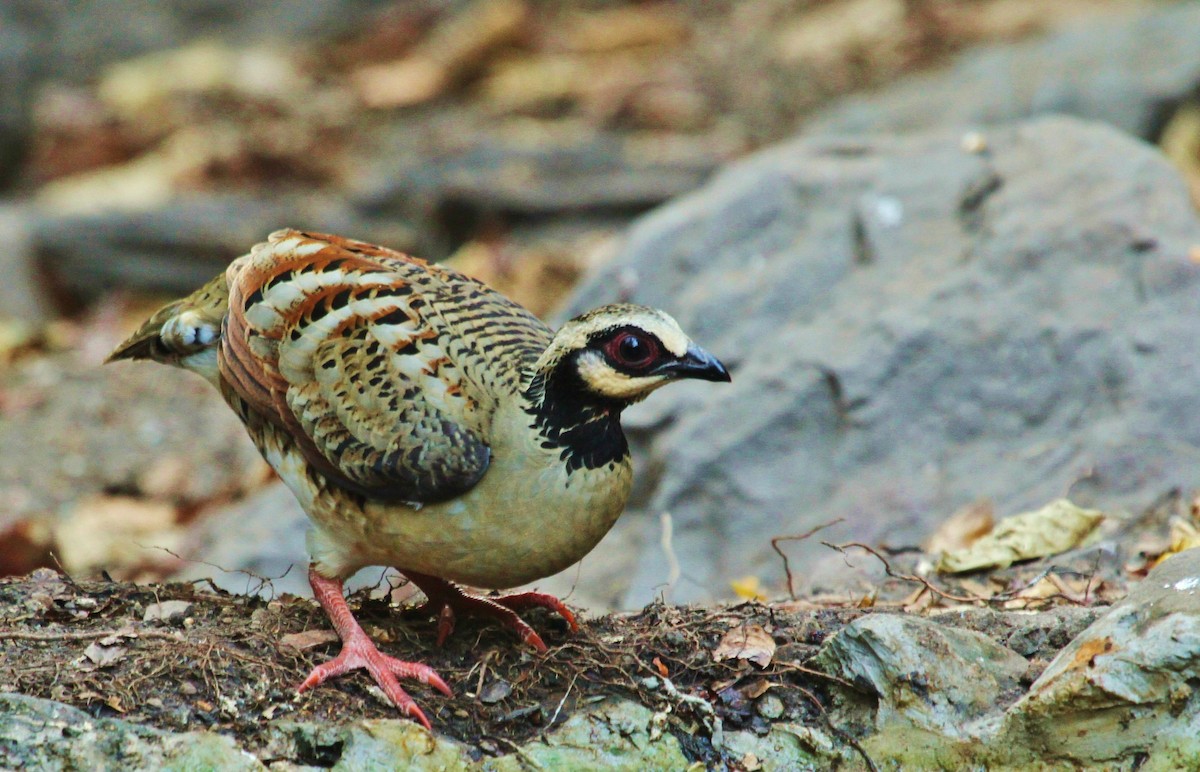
[435,604,456,647]
[404,571,576,652]
[303,567,451,727]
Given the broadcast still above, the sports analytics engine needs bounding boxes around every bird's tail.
[107,273,229,383]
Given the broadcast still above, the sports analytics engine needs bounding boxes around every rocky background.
[3,0,1200,768]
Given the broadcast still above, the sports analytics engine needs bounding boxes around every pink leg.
[298,567,452,729]
[403,571,578,653]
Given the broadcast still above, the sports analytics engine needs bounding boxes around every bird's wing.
[220,229,549,503]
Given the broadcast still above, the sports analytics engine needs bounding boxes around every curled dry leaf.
[925,499,995,556]
[277,629,339,656]
[937,499,1104,574]
[742,678,772,700]
[82,642,127,668]
[713,623,776,668]
[1155,518,1200,567]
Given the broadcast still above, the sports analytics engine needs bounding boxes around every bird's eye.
[605,331,658,369]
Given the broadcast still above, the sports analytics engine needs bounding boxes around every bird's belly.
[264,430,633,588]
[373,459,631,588]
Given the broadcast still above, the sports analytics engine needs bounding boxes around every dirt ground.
[0,566,1103,766]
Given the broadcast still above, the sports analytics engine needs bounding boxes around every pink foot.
[404,572,578,653]
[301,568,452,729]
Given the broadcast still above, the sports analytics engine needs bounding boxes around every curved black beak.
[655,344,731,382]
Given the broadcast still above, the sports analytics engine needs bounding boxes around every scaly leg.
[403,571,578,653]
[298,567,452,729]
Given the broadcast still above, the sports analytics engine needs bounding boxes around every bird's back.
[222,230,552,410]
[114,229,557,505]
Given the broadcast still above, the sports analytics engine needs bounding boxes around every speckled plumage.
[110,228,730,727]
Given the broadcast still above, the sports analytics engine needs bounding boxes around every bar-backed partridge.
[109,229,730,728]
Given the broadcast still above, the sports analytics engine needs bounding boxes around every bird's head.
[533,304,730,407]
[105,272,229,386]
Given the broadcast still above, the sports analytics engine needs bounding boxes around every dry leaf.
[98,630,134,646]
[774,0,905,67]
[713,624,776,668]
[277,629,339,656]
[0,517,53,576]
[1154,518,1200,567]
[1159,101,1200,208]
[137,456,194,500]
[925,499,994,555]
[730,576,767,601]
[936,499,1104,574]
[53,495,182,575]
[956,577,998,600]
[742,678,772,700]
[558,6,689,53]
[82,642,127,668]
[353,0,528,108]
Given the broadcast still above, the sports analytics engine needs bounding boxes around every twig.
[47,552,83,590]
[547,671,579,728]
[1046,573,1090,605]
[152,546,284,599]
[771,519,845,600]
[0,628,182,643]
[823,541,987,604]
[774,661,858,691]
[659,511,681,598]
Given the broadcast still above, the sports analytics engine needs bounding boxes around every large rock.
[562,116,1200,606]
[806,3,1200,141]
[815,613,1029,736]
[0,693,690,771]
[805,550,1200,768]
[996,547,1200,767]
[0,694,256,770]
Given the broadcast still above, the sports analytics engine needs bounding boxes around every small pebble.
[961,131,988,153]
[755,693,785,719]
[143,600,193,624]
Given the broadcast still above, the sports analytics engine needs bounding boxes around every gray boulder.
[562,115,1200,606]
[805,549,1200,767]
[806,3,1200,142]
[815,613,1029,736]
[997,546,1200,766]
[0,694,255,771]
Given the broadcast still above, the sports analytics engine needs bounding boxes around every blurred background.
[2,0,1199,611]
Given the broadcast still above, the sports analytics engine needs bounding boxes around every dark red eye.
[606,331,658,368]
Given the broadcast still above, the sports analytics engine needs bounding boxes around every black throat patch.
[524,358,629,475]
